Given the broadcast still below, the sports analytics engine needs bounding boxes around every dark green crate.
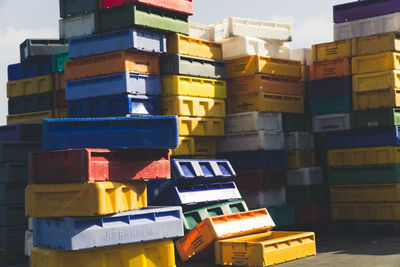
[328,164,400,185]
[0,184,25,205]
[8,92,54,115]
[351,108,400,129]
[282,114,312,132]
[0,143,41,162]
[286,184,326,205]
[183,199,248,231]
[0,205,26,227]
[268,205,296,227]
[0,226,26,249]
[0,247,26,266]
[310,94,352,116]
[52,52,69,73]
[95,4,189,34]
[0,163,28,184]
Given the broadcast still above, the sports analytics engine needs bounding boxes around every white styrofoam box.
[285,131,314,150]
[221,36,290,60]
[25,230,33,257]
[241,188,286,209]
[189,21,215,41]
[286,167,323,186]
[290,48,312,65]
[225,112,283,133]
[59,13,96,40]
[212,17,292,42]
[312,113,351,133]
[334,12,400,41]
[217,131,285,152]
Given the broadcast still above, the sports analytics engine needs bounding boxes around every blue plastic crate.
[68,94,160,117]
[308,76,352,98]
[65,72,161,101]
[33,206,184,251]
[8,57,53,81]
[60,0,97,18]
[147,159,236,203]
[326,127,400,149]
[150,181,242,207]
[217,150,286,170]
[0,124,42,142]
[42,116,179,150]
[69,28,167,58]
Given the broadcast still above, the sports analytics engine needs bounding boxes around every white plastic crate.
[334,12,400,41]
[285,132,314,150]
[286,167,323,186]
[189,21,215,41]
[290,48,312,65]
[225,112,283,133]
[212,17,292,42]
[241,188,286,209]
[221,36,290,60]
[28,217,33,231]
[217,131,285,152]
[24,230,33,257]
[59,13,96,39]
[312,113,351,133]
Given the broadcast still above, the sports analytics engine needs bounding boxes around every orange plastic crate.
[309,58,351,80]
[54,72,66,91]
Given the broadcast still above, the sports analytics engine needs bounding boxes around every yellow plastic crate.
[172,137,216,156]
[25,181,147,217]
[228,93,304,114]
[301,65,309,82]
[225,55,301,79]
[352,32,400,57]
[7,75,54,98]
[178,117,224,137]
[286,150,316,169]
[331,203,400,221]
[167,33,223,60]
[312,39,352,62]
[328,146,400,167]
[54,108,68,118]
[215,231,316,267]
[7,110,54,125]
[353,70,400,92]
[31,239,175,267]
[162,75,227,99]
[353,88,400,110]
[352,52,400,75]
[330,184,400,203]
[162,95,225,118]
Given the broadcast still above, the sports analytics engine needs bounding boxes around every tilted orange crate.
[309,58,351,80]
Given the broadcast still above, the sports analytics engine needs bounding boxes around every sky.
[0,0,350,124]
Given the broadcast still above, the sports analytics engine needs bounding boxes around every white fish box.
[225,112,283,133]
[334,12,400,41]
[241,188,286,209]
[189,21,215,41]
[312,113,351,133]
[285,131,314,150]
[59,13,96,40]
[221,36,290,60]
[287,167,323,186]
[290,48,312,65]
[212,17,292,42]
[24,230,33,257]
[217,131,285,152]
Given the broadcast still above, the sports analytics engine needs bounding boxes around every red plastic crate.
[53,89,67,109]
[98,0,194,15]
[295,203,330,224]
[29,149,170,184]
[235,169,286,191]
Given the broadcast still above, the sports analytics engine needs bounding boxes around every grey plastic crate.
[20,39,68,62]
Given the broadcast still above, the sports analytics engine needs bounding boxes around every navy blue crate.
[0,124,42,142]
[68,94,160,117]
[217,150,286,171]
[147,159,236,203]
[60,0,97,18]
[8,57,53,81]
[42,116,178,150]
[150,181,242,206]
[65,72,161,101]
[33,206,184,250]
[69,28,167,58]
[326,127,400,149]
[308,76,352,98]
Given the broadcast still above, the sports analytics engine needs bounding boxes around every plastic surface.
[0,225,26,249]
[286,150,316,169]
[42,116,178,150]
[310,58,352,80]
[283,114,312,132]
[7,110,54,125]
[225,112,282,133]
[20,39,68,63]
[290,48,312,65]
[312,39,352,62]
[0,204,26,227]
[236,169,286,191]
[351,108,400,129]
[217,131,285,152]
[295,203,330,224]
[352,52,400,74]
[59,0,97,18]
[217,150,286,171]
[0,184,26,205]
[172,137,216,156]
[0,162,28,184]
[31,239,175,267]
[310,94,352,116]
[353,70,400,93]
[69,28,166,58]
[312,113,351,132]
[268,205,296,227]
[287,167,323,186]
[98,0,194,14]
[308,76,352,98]
[0,124,41,142]
[25,230,33,257]
[0,142,41,162]
[59,13,96,40]
[8,57,53,81]
[330,183,400,203]
[353,88,400,110]
[241,189,286,209]
[8,92,53,115]
[54,72,66,91]
[285,132,314,150]
[7,74,53,98]
[352,32,400,57]
[331,203,400,221]
[189,22,214,41]
[53,90,67,109]
[286,184,326,205]
[162,95,225,118]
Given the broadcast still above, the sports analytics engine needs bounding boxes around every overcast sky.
[0,0,350,124]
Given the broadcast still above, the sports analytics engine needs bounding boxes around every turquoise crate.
[52,52,69,73]
[286,184,326,205]
[268,205,296,227]
[310,94,352,116]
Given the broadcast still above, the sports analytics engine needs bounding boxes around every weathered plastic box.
[312,113,351,132]
[189,21,214,41]
[225,112,283,133]
[217,131,285,152]
[20,39,68,62]
[290,48,312,65]
[286,167,323,186]
[285,131,314,150]
[59,13,96,40]
[241,188,286,209]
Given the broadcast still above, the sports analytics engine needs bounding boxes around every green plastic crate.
[286,184,326,205]
[282,114,311,132]
[95,4,189,34]
[328,164,400,185]
[0,163,28,184]
[351,108,400,129]
[268,205,296,227]
[8,92,54,115]
[310,94,352,116]
[52,52,69,73]
[183,199,249,231]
